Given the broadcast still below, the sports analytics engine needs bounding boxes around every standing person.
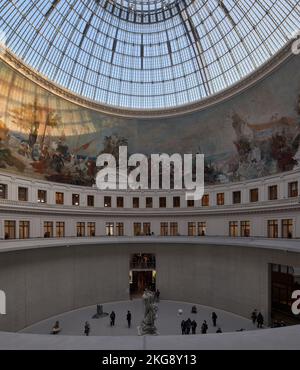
[185,318,192,335]
[127,310,132,328]
[191,320,197,334]
[251,309,257,325]
[110,311,116,327]
[257,312,264,328]
[84,321,90,336]
[181,320,186,335]
[201,320,208,334]
[212,312,218,327]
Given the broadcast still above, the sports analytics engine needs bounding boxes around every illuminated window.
[229,221,238,237]
[160,222,168,236]
[288,182,298,198]
[19,221,30,239]
[170,222,178,236]
[44,221,53,238]
[282,219,293,239]
[106,222,114,236]
[268,220,278,238]
[77,222,85,237]
[217,193,225,206]
[188,222,196,236]
[202,195,209,207]
[143,223,151,236]
[56,222,65,238]
[250,188,259,203]
[72,194,80,206]
[198,222,206,236]
[4,220,16,239]
[240,221,250,237]
[104,196,112,208]
[56,192,64,205]
[116,222,124,236]
[87,222,96,237]
[37,190,47,203]
[134,223,142,236]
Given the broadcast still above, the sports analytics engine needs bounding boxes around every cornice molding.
[0,199,298,217]
[0,42,294,119]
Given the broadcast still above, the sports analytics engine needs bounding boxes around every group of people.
[251,309,264,328]
[110,310,132,329]
[181,312,222,335]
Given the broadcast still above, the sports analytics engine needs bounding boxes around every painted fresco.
[0,56,300,186]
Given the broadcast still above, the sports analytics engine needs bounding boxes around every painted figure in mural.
[232,113,300,180]
[140,289,158,335]
[1,57,300,186]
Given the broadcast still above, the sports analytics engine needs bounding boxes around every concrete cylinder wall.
[0,243,300,332]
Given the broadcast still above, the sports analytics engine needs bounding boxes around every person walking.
[84,321,90,336]
[257,312,264,328]
[251,309,257,325]
[110,311,116,327]
[191,320,197,334]
[127,310,132,328]
[212,312,218,327]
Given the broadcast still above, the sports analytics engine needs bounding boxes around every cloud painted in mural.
[0,56,299,186]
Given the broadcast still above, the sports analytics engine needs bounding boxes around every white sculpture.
[140,289,158,335]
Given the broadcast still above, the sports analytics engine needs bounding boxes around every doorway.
[130,271,155,297]
[129,253,156,298]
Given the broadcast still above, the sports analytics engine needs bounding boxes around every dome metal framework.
[0,0,299,110]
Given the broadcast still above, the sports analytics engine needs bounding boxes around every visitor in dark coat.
[251,309,257,324]
[212,312,218,327]
[181,320,186,335]
[110,311,116,327]
[127,311,132,328]
[191,320,197,334]
[201,320,208,334]
[185,318,192,334]
[257,312,264,328]
[84,321,90,336]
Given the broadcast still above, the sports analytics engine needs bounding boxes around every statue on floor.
[92,304,108,319]
[140,289,158,335]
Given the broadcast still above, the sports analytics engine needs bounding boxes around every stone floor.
[20,300,255,336]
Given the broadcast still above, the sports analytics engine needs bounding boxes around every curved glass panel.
[0,0,299,109]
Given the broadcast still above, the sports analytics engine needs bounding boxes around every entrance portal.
[129,253,156,298]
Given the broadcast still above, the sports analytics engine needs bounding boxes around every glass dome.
[0,0,299,110]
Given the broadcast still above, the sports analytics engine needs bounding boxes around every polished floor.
[20,300,256,336]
